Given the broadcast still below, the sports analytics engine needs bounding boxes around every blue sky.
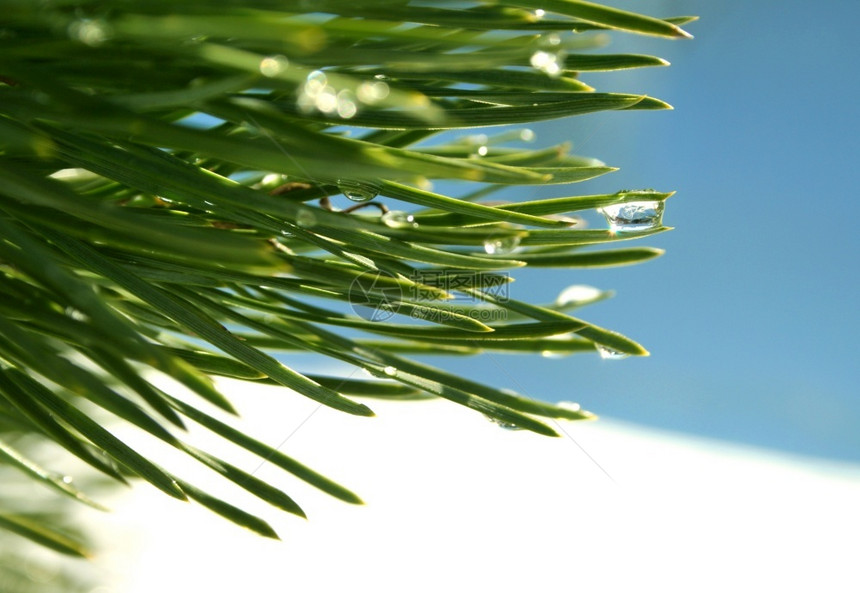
[430,0,859,461]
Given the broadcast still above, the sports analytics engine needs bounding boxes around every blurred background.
[430,0,859,463]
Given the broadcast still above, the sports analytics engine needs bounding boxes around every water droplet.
[483,235,521,255]
[544,33,562,46]
[357,81,390,104]
[466,133,489,145]
[596,344,629,360]
[61,475,74,484]
[338,180,379,202]
[68,19,110,46]
[295,208,317,228]
[534,9,546,19]
[373,73,389,81]
[530,50,564,77]
[415,177,434,192]
[557,400,581,413]
[475,145,489,157]
[305,70,328,93]
[598,200,664,232]
[261,173,283,186]
[381,210,417,228]
[383,366,397,377]
[298,71,340,114]
[555,285,603,307]
[519,129,536,142]
[259,54,289,77]
[485,414,524,431]
[315,86,338,113]
[64,307,87,321]
[541,350,566,359]
[336,89,358,119]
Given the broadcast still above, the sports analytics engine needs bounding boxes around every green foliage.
[0,0,692,564]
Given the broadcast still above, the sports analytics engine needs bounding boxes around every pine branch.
[0,0,692,559]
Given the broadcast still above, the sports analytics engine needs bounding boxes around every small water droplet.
[336,89,358,119]
[259,54,289,77]
[64,307,87,321]
[541,350,566,359]
[315,86,338,113]
[519,129,536,142]
[381,210,417,228]
[483,235,521,255]
[475,145,489,157]
[530,50,564,77]
[295,208,317,228]
[598,200,664,232]
[557,401,581,413]
[544,33,562,46]
[485,414,524,431]
[383,366,397,376]
[555,285,603,307]
[61,475,74,484]
[338,180,379,202]
[374,73,389,81]
[596,344,629,360]
[534,9,546,19]
[261,173,283,186]
[298,71,340,114]
[357,80,390,104]
[415,177,434,192]
[68,19,110,46]
[305,70,328,93]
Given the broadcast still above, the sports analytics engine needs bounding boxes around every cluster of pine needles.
[0,0,692,562]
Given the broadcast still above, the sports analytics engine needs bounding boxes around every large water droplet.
[381,210,417,228]
[596,344,629,360]
[485,414,524,431]
[555,284,603,307]
[259,54,289,77]
[338,180,379,202]
[295,208,317,228]
[599,200,664,232]
[483,235,521,255]
[383,365,397,377]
